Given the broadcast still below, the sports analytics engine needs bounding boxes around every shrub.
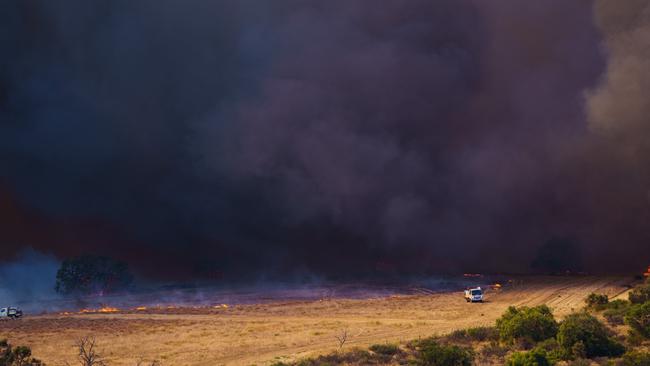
[602,300,630,326]
[557,313,625,358]
[496,305,558,344]
[0,341,44,366]
[629,283,650,304]
[416,338,474,366]
[532,338,569,364]
[622,350,650,366]
[506,349,550,366]
[295,349,376,365]
[368,343,400,356]
[625,302,650,338]
[480,341,510,359]
[448,327,499,343]
[585,293,609,308]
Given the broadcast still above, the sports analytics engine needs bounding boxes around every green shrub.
[602,300,631,326]
[622,350,650,366]
[368,343,400,356]
[496,305,558,344]
[0,341,44,366]
[416,338,474,366]
[506,349,550,366]
[448,326,499,343]
[625,302,650,338]
[585,293,609,308]
[480,341,510,359]
[557,313,625,358]
[629,283,650,304]
[532,338,569,364]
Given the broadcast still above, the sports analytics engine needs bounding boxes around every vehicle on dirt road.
[464,287,484,302]
[0,307,23,319]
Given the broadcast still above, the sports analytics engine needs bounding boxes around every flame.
[213,304,229,309]
[78,306,120,314]
[643,266,650,278]
[135,306,147,311]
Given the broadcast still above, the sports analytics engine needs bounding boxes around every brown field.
[0,276,635,366]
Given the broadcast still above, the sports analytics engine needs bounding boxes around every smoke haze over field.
[1,0,649,279]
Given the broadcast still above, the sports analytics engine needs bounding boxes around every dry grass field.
[0,276,634,366]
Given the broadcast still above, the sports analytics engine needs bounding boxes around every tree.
[506,349,550,366]
[557,313,625,358]
[416,339,473,366]
[55,256,133,295]
[496,305,558,344]
[625,302,650,338]
[629,283,650,304]
[531,237,582,274]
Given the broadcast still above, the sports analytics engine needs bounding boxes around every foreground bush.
[585,293,609,308]
[506,349,550,366]
[416,338,474,366]
[625,302,650,338]
[601,300,631,326]
[0,340,44,366]
[496,305,558,344]
[622,350,650,366]
[629,283,650,304]
[448,326,499,343]
[368,343,400,356]
[557,313,625,358]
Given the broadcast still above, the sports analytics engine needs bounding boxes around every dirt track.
[0,276,634,366]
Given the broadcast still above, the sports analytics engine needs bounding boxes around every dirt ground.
[0,276,634,366]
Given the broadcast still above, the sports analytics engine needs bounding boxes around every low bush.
[496,305,558,344]
[0,340,44,366]
[448,326,499,343]
[506,349,550,366]
[585,293,609,308]
[480,341,510,359]
[416,338,474,366]
[368,343,400,356]
[629,283,650,304]
[294,349,377,366]
[625,302,650,338]
[622,350,650,366]
[557,313,625,358]
[532,338,569,364]
[602,300,631,326]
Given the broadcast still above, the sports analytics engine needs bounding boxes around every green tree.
[55,255,133,295]
[417,339,474,366]
[496,305,558,344]
[557,313,625,358]
[625,302,650,338]
[629,283,650,304]
[506,349,550,366]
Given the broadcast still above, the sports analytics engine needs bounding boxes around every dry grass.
[0,276,632,366]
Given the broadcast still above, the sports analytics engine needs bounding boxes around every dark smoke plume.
[0,0,646,280]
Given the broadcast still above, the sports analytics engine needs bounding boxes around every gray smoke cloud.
[0,249,60,308]
[1,0,648,279]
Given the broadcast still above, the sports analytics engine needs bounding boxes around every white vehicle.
[0,307,23,319]
[464,287,484,302]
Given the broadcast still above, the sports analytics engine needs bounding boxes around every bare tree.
[335,328,349,350]
[70,336,105,366]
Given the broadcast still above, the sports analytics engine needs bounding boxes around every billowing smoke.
[0,249,60,308]
[0,0,646,280]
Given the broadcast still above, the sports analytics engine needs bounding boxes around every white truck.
[0,307,23,319]
[464,287,484,302]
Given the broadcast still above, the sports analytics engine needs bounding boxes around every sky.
[1,0,649,280]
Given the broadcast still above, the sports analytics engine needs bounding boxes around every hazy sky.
[1,0,649,279]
